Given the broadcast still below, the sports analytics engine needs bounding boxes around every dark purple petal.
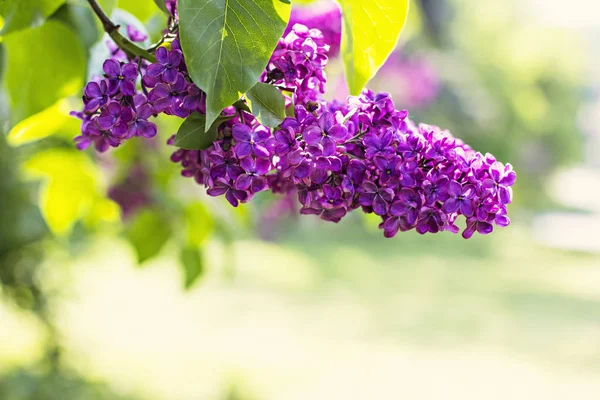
[162,68,179,84]
[321,136,336,156]
[372,195,389,216]
[294,160,312,179]
[149,83,171,100]
[358,192,375,206]
[380,188,394,202]
[225,190,240,207]
[121,63,138,79]
[153,97,172,113]
[252,126,271,143]
[103,59,120,76]
[232,124,252,142]
[373,155,389,171]
[390,201,409,216]
[254,158,271,175]
[137,121,157,138]
[460,200,474,217]
[146,63,166,77]
[443,198,460,213]
[406,208,419,226]
[327,124,347,140]
[477,221,494,235]
[235,174,252,191]
[168,50,183,66]
[319,112,334,131]
[462,185,476,199]
[447,181,462,197]
[239,156,255,173]
[253,144,270,158]
[500,171,517,186]
[120,80,136,96]
[234,142,252,158]
[303,125,322,145]
[155,47,169,64]
[207,186,228,197]
[85,82,102,97]
[499,186,512,204]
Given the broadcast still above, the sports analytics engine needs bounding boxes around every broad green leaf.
[0,0,65,35]
[174,113,232,150]
[4,20,85,124]
[153,0,170,14]
[246,82,285,127]
[23,149,98,235]
[83,197,120,228]
[338,0,410,95]
[7,98,79,146]
[118,0,162,22]
[98,0,117,16]
[185,202,214,247]
[179,0,290,130]
[51,2,102,50]
[0,43,5,79]
[179,246,205,289]
[125,209,172,264]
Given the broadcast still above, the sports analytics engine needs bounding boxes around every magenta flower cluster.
[262,23,329,105]
[74,1,516,239]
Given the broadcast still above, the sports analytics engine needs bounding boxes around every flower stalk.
[86,0,156,63]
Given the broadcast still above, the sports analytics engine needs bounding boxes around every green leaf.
[246,82,285,127]
[51,3,102,50]
[174,113,232,150]
[179,246,205,289]
[7,98,79,146]
[153,0,170,14]
[185,202,214,247]
[118,0,161,22]
[179,0,290,130]
[3,20,85,124]
[98,0,117,16]
[0,0,66,35]
[125,209,172,264]
[338,0,410,95]
[23,149,98,235]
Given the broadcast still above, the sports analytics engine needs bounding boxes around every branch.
[87,0,156,63]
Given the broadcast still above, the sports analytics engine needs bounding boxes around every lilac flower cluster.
[72,59,157,152]
[262,23,329,105]
[72,33,207,152]
[268,90,516,239]
[284,0,342,57]
[168,108,274,207]
[73,2,516,239]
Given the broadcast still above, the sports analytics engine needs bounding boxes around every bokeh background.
[1,0,600,398]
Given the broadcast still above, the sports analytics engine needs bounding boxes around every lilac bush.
[73,0,516,239]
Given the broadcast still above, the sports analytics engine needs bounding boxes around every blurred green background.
[1,0,599,399]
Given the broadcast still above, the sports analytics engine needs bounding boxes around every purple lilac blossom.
[262,23,329,105]
[73,13,515,239]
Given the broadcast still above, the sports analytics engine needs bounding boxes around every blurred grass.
[1,218,595,399]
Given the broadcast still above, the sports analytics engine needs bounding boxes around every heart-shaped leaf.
[178,0,290,130]
[338,0,410,95]
[174,113,233,150]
